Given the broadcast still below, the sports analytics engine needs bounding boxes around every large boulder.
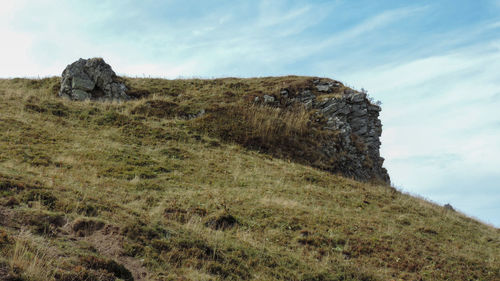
[269,78,390,183]
[59,58,130,101]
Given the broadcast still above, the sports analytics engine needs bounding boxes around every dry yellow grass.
[243,104,311,141]
[0,77,498,280]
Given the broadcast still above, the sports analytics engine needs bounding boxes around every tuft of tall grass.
[238,103,311,143]
[10,231,55,281]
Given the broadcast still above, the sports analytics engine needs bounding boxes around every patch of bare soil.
[0,263,8,280]
[0,207,14,227]
[0,262,19,281]
[67,223,151,281]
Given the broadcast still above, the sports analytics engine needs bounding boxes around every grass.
[0,77,498,280]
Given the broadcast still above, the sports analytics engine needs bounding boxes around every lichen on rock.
[59,58,130,101]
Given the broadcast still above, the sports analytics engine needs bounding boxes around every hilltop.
[0,76,499,281]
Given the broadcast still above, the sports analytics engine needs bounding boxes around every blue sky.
[1,0,499,226]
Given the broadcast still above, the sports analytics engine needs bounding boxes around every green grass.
[0,77,498,281]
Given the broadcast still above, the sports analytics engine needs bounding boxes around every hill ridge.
[0,77,498,281]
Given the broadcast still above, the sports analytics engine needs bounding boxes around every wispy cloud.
[348,42,500,226]
[319,6,428,48]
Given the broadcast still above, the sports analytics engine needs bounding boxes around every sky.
[1,0,499,226]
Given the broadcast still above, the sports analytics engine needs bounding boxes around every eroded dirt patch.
[71,218,105,237]
[75,224,151,281]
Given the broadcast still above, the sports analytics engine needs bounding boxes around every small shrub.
[0,229,13,246]
[131,100,178,118]
[55,267,115,281]
[94,111,130,126]
[3,197,19,207]
[205,212,238,230]
[123,222,170,244]
[126,89,150,99]
[162,237,225,267]
[22,190,57,210]
[24,101,70,117]
[159,147,190,160]
[206,261,250,279]
[297,232,345,249]
[76,203,100,217]
[77,107,101,120]
[0,177,40,192]
[22,211,66,236]
[444,203,455,211]
[418,227,438,235]
[123,241,144,257]
[164,205,207,223]
[79,256,133,281]
[72,218,105,237]
[25,152,52,167]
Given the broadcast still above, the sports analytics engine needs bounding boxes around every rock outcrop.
[265,78,390,183]
[59,58,130,101]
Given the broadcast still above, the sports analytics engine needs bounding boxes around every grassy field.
[0,77,498,281]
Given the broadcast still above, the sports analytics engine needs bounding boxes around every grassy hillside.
[0,77,498,281]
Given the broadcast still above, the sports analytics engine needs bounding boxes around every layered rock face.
[277,79,390,183]
[59,58,130,101]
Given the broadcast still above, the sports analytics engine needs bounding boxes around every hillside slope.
[0,77,499,281]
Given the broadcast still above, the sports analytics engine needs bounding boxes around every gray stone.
[353,125,368,135]
[296,90,316,104]
[313,79,342,93]
[350,118,367,131]
[278,80,389,183]
[280,89,289,97]
[302,99,313,110]
[72,77,95,91]
[444,203,455,211]
[348,92,366,103]
[185,109,206,120]
[319,100,339,115]
[352,108,368,117]
[59,58,130,101]
[368,104,382,112]
[316,84,331,92]
[263,95,275,103]
[72,89,91,100]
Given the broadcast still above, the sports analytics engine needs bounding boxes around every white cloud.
[488,21,500,29]
[0,28,36,77]
[0,0,335,77]
[313,6,428,51]
[257,0,312,28]
[340,41,500,226]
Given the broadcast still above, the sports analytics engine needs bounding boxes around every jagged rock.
[313,79,342,92]
[444,203,455,211]
[254,95,276,105]
[289,90,316,109]
[59,58,130,101]
[279,79,390,183]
